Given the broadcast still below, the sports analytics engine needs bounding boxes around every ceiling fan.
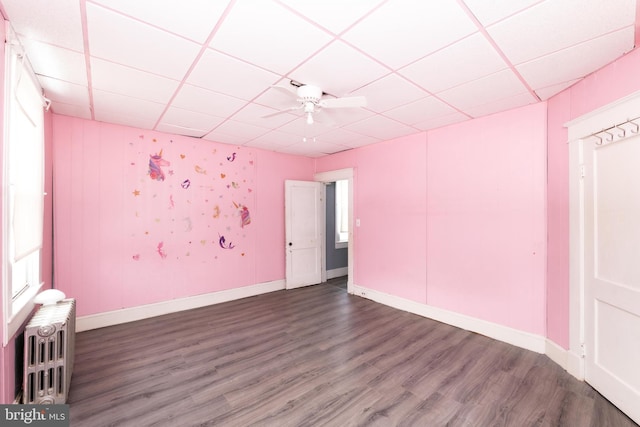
[264,80,367,125]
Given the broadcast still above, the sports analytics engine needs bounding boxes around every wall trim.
[76,280,285,332]
[545,339,568,371]
[353,284,546,354]
[327,267,348,280]
[566,350,585,381]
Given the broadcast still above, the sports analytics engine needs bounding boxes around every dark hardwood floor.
[68,278,637,426]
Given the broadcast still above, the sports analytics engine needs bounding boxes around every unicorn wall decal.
[148,149,170,181]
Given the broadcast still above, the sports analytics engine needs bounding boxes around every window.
[335,179,348,248]
[2,26,46,344]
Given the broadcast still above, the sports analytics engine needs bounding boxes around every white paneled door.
[285,180,323,289]
[583,136,640,424]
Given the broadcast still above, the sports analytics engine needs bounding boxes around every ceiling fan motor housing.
[297,84,323,104]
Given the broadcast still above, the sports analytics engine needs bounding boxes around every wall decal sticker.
[240,206,251,228]
[180,154,186,159]
[132,189,141,196]
[220,173,226,179]
[148,149,170,181]
[169,195,175,209]
[132,254,140,261]
[157,242,167,259]
[195,165,207,174]
[213,205,220,218]
[218,234,235,249]
[181,179,191,189]
[227,152,236,162]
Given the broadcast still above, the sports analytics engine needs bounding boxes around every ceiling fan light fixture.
[306,112,314,125]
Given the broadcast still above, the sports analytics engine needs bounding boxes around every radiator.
[23,298,76,404]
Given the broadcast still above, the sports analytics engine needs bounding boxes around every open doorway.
[324,181,348,290]
[314,169,354,294]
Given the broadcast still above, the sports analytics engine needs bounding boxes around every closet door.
[583,135,640,425]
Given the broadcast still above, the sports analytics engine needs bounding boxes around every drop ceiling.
[1,0,636,157]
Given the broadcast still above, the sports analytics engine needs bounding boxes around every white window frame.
[2,24,45,345]
[335,179,348,249]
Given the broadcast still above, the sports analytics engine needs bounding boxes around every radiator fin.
[23,298,76,404]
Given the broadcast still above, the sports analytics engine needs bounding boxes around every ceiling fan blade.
[269,85,298,100]
[319,96,367,109]
[261,105,302,118]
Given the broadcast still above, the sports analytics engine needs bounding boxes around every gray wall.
[325,182,348,271]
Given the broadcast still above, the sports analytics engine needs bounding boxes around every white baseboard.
[566,350,585,380]
[352,284,546,354]
[545,339,568,371]
[77,279,285,332]
[327,267,348,280]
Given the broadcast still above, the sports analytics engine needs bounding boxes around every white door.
[285,180,323,289]
[583,136,640,424]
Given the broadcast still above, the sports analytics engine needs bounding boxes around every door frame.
[314,168,354,295]
[567,89,640,380]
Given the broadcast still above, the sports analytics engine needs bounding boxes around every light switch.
[356,218,361,227]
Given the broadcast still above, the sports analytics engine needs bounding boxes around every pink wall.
[318,105,547,335]
[546,90,571,348]
[52,116,313,317]
[427,103,547,334]
[317,134,428,302]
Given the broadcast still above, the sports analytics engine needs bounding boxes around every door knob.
[288,242,293,246]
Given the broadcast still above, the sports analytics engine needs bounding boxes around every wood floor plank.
[67,278,638,426]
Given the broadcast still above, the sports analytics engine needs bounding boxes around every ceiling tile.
[461,0,542,26]
[534,79,580,101]
[344,115,418,140]
[277,0,385,34]
[384,96,459,125]
[517,27,634,91]
[436,69,530,111]
[488,0,636,65]
[414,112,469,131]
[37,75,90,106]
[50,102,92,120]
[187,49,281,101]
[203,120,270,145]
[230,103,298,128]
[399,33,507,94]
[314,128,382,148]
[277,117,332,138]
[288,40,389,97]
[2,0,84,51]
[462,92,537,118]
[342,0,477,69]
[86,2,201,80]
[90,0,231,43]
[253,82,301,110]
[210,0,334,75]
[170,84,247,117]
[91,58,179,103]
[289,139,351,156]
[316,106,375,127]
[21,39,87,85]
[158,107,225,136]
[246,130,301,148]
[350,73,429,113]
[93,89,165,129]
